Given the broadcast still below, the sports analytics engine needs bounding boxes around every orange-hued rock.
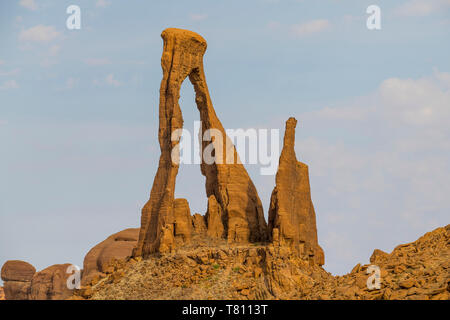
[81,228,139,285]
[173,198,193,244]
[268,118,324,265]
[1,260,36,300]
[205,195,225,239]
[1,260,36,282]
[30,264,73,300]
[0,286,4,300]
[133,28,267,257]
[192,213,207,235]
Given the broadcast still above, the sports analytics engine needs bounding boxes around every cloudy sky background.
[1,0,449,283]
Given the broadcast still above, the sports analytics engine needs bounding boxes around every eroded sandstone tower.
[133,28,267,257]
[268,118,324,265]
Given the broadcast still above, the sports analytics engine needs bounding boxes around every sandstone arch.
[133,28,267,257]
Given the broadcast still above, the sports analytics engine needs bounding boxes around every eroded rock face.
[30,264,73,300]
[82,228,139,285]
[174,198,193,244]
[205,195,225,239]
[268,118,324,265]
[1,260,36,300]
[192,213,207,235]
[134,28,267,257]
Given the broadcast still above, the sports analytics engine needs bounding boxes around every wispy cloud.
[291,19,330,37]
[96,0,111,8]
[189,13,208,21]
[93,74,121,87]
[84,58,111,66]
[0,69,21,77]
[0,80,19,90]
[394,0,450,17]
[19,0,38,11]
[19,25,62,43]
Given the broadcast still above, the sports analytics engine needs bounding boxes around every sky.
[1,0,449,284]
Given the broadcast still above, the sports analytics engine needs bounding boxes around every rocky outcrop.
[133,28,267,257]
[77,225,449,300]
[268,118,324,265]
[30,264,73,300]
[82,228,139,286]
[307,224,450,300]
[1,260,36,300]
[192,213,207,235]
[1,260,75,300]
[205,195,225,239]
[174,198,193,244]
[0,286,4,300]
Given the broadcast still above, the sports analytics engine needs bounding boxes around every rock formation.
[192,213,207,235]
[0,286,4,300]
[133,28,267,257]
[1,260,36,300]
[30,264,73,300]
[205,195,225,239]
[77,225,449,300]
[173,198,193,245]
[1,260,75,300]
[81,228,139,286]
[268,117,324,265]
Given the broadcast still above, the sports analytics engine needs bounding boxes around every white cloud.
[291,19,330,37]
[19,0,38,11]
[84,58,111,66]
[189,13,208,21]
[19,25,61,43]
[0,80,19,90]
[296,71,450,273]
[395,0,450,17]
[96,0,111,8]
[94,74,121,87]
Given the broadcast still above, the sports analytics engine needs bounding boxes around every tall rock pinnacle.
[268,117,324,265]
[133,28,267,257]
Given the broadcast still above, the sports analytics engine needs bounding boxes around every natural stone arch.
[133,28,267,257]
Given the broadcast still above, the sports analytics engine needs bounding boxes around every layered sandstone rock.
[134,28,267,257]
[1,260,36,300]
[268,118,324,265]
[82,228,139,286]
[205,195,225,239]
[173,198,193,244]
[192,213,207,235]
[30,264,73,300]
[0,286,4,300]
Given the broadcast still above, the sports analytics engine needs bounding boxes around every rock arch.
[133,28,267,257]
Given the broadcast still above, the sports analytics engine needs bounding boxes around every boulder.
[133,28,267,257]
[1,260,36,300]
[30,264,73,300]
[268,118,324,265]
[82,228,139,285]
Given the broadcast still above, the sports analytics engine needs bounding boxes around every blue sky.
[1,0,449,282]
